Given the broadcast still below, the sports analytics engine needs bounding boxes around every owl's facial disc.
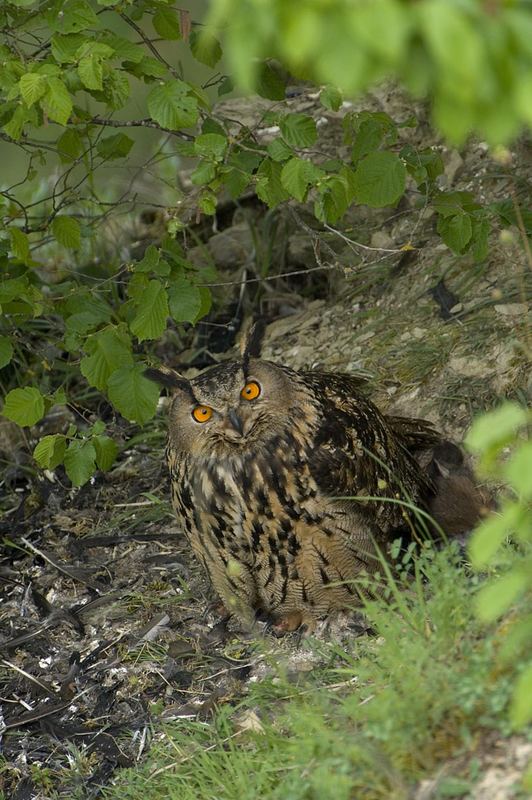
[168,359,294,456]
[190,378,262,441]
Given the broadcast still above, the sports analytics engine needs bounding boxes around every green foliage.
[352,151,406,208]
[0,335,14,369]
[466,403,532,729]
[52,215,81,249]
[33,423,119,486]
[208,0,532,144]
[107,365,160,425]
[147,80,199,130]
[2,387,45,426]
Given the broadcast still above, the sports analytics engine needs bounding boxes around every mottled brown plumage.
[147,326,487,632]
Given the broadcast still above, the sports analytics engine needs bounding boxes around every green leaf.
[437,212,472,254]
[93,434,118,471]
[401,144,444,187]
[48,0,98,34]
[102,34,144,63]
[64,439,96,486]
[280,114,318,148]
[57,128,82,162]
[147,80,198,130]
[65,312,104,341]
[2,387,45,427]
[96,133,134,160]
[315,171,354,224]
[80,327,133,391]
[135,244,160,273]
[469,502,523,568]
[43,77,72,125]
[126,55,167,80]
[100,69,130,110]
[190,28,222,67]
[352,151,406,207]
[190,161,217,186]
[0,278,43,317]
[52,216,81,249]
[267,138,293,163]
[19,73,46,106]
[130,279,169,341]
[153,7,181,39]
[64,291,112,325]
[107,364,159,424]
[217,76,234,97]
[476,569,528,623]
[504,442,532,500]
[351,118,385,163]
[9,227,30,263]
[433,191,479,217]
[466,403,528,455]
[198,190,218,215]
[168,277,204,324]
[471,217,489,262]
[0,336,13,369]
[320,85,343,112]
[34,434,67,470]
[78,53,103,90]
[256,61,286,101]
[194,133,227,161]
[3,105,37,141]
[51,33,87,63]
[510,663,532,729]
[196,286,212,322]
[281,157,324,202]
[255,158,290,207]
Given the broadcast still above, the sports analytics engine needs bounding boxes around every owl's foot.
[208,600,230,619]
[271,611,317,636]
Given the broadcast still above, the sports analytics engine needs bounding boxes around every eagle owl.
[146,323,485,633]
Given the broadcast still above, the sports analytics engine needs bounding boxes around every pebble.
[494,303,528,316]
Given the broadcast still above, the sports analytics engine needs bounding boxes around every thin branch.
[120,12,179,79]
[199,262,340,288]
[88,116,193,141]
[323,222,413,254]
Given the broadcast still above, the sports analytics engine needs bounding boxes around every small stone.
[233,709,265,734]
[449,356,486,377]
[357,331,375,343]
[494,303,528,316]
[370,231,394,249]
[206,223,254,269]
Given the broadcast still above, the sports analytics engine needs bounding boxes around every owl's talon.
[209,601,230,619]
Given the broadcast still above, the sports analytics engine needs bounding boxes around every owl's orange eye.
[241,381,261,401]
[192,405,213,423]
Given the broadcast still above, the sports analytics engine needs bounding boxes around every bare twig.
[88,116,193,141]
[120,13,179,79]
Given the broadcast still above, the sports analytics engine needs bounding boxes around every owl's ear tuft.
[241,318,267,370]
[144,366,191,394]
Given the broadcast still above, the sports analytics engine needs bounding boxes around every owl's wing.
[302,373,438,535]
[386,415,442,453]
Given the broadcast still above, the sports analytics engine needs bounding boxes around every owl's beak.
[227,408,244,436]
